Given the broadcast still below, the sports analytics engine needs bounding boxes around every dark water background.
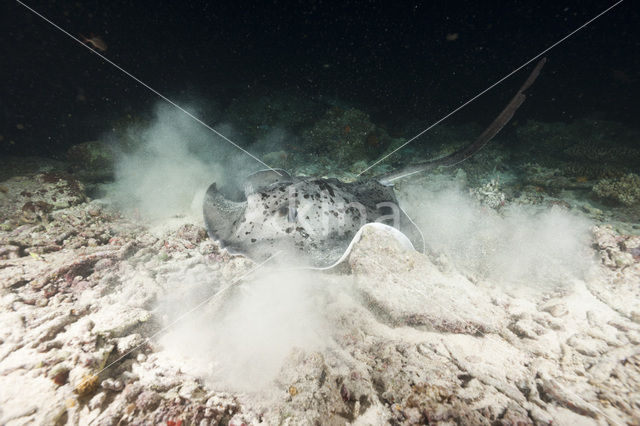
[1,0,638,158]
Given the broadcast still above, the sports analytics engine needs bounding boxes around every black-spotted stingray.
[203,59,546,268]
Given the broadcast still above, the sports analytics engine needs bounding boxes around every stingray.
[203,59,546,268]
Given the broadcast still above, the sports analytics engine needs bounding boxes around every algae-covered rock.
[67,140,115,182]
[67,141,114,170]
[303,107,392,165]
[262,150,291,169]
[0,173,86,227]
[515,120,577,154]
[593,173,640,206]
[226,89,322,142]
[0,156,67,182]
[469,179,506,210]
[515,119,640,179]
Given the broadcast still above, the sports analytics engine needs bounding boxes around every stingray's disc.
[203,170,424,268]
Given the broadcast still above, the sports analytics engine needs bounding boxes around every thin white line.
[357,0,624,177]
[77,252,281,386]
[384,169,424,183]
[398,204,426,254]
[15,0,281,175]
[384,147,476,183]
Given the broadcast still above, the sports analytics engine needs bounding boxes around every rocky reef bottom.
[1,157,639,425]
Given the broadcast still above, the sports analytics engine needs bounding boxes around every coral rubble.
[593,173,640,206]
[1,118,639,424]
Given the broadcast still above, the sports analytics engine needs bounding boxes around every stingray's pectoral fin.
[313,223,416,271]
[202,182,246,247]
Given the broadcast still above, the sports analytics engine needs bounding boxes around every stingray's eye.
[278,206,289,216]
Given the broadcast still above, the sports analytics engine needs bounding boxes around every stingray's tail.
[378,58,546,184]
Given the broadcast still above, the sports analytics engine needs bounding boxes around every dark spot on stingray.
[251,238,257,243]
[303,194,309,199]
[347,206,361,217]
[316,180,336,197]
[278,206,288,216]
[297,228,309,238]
[285,227,293,233]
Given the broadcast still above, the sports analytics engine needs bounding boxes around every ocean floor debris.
[0,148,639,424]
[593,173,640,206]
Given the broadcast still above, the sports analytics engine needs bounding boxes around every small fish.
[80,34,107,52]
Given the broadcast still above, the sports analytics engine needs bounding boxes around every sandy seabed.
[0,162,639,425]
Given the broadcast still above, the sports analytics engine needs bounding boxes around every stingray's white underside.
[304,222,415,271]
